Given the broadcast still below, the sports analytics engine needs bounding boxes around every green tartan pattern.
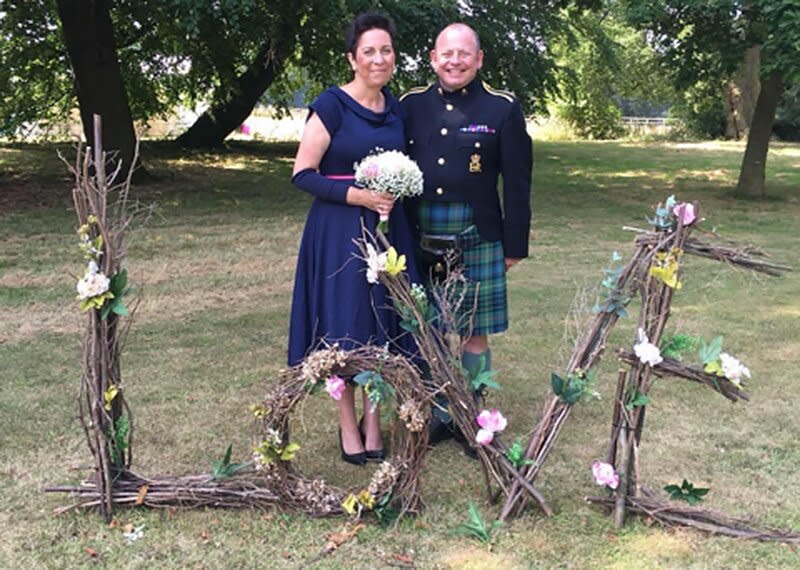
[418,201,508,336]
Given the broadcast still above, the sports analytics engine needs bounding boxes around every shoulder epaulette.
[481,81,516,103]
[399,84,435,102]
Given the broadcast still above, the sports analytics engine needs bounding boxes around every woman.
[288,13,420,465]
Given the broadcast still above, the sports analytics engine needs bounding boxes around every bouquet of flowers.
[354,148,424,232]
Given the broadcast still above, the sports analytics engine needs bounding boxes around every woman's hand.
[346,187,394,217]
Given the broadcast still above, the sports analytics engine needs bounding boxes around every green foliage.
[397,287,435,335]
[625,391,650,411]
[660,333,699,360]
[211,444,248,480]
[624,0,800,139]
[505,438,536,470]
[465,354,501,393]
[0,0,612,138]
[107,413,130,466]
[354,370,395,413]
[451,502,502,545]
[551,368,598,404]
[698,335,724,367]
[100,269,131,320]
[374,493,400,529]
[664,479,710,505]
[669,80,727,139]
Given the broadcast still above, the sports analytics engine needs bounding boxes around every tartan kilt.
[417,201,508,336]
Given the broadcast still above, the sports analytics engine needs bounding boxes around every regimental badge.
[469,153,482,173]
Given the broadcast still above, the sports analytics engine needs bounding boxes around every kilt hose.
[417,200,508,336]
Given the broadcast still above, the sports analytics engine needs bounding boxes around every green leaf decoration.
[505,438,536,469]
[212,444,248,480]
[107,413,130,466]
[375,493,400,528]
[698,335,724,365]
[468,355,501,392]
[111,300,129,316]
[625,391,651,411]
[664,479,710,505]
[451,502,502,544]
[661,333,698,360]
[552,369,597,404]
[551,372,565,396]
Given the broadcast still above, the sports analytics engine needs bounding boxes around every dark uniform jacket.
[400,77,532,259]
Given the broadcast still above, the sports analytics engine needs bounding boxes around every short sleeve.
[308,89,343,136]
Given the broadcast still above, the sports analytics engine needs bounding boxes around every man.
[400,23,533,449]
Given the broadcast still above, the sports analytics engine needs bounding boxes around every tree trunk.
[56,0,140,178]
[735,70,783,198]
[175,42,286,148]
[725,46,760,140]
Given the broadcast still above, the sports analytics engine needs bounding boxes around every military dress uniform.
[400,77,533,336]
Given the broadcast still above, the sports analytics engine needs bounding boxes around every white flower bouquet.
[354,148,424,231]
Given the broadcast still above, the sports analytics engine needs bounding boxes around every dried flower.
[398,399,426,432]
[300,344,347,384]
[368,461,399,496]
[592,460,619,489]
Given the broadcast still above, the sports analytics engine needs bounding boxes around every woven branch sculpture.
[49,131,797,544]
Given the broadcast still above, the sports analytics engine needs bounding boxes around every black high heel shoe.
[339,428,366,466]
[358,416,386,462]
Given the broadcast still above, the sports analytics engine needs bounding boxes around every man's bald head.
[435,23,481,52]
[431,23,484,91]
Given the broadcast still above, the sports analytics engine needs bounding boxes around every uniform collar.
[436,77,481,102]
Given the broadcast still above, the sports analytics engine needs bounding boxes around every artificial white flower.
[365,243,387,284]
[633,328,663,366]
[719,352,751,386]
[76,271,110,300]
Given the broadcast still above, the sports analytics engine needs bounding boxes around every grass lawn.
[1,139,799,569]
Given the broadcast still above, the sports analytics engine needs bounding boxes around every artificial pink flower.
[592,460,620,490]
[475,428,494,446]
[476,409,508,433]
[325,375,346,400]
[673,202,696,226]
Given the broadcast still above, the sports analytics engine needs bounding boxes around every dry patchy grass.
[1,139,798,569]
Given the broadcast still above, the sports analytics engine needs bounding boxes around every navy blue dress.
[288,86,421,366]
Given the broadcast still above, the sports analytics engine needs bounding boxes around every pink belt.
[325,174,355,180]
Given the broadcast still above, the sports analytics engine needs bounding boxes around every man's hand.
[504,258,522,271]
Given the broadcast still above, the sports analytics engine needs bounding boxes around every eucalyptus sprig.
[593,251,631,318]
[354,370,395,413]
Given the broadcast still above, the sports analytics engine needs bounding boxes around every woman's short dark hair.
[345,12,397,56]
